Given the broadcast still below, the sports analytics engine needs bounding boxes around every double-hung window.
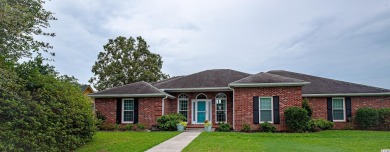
[216,93,227,123]
[332,97,345,121]
[122,98,134,123]
[178,94,188,119]
[259,97,273,123]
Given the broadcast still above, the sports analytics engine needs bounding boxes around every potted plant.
[177,121,187,131]
[204,120,212,132]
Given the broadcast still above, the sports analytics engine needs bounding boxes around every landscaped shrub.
[136,123,145,130]
[260,122,276,133]
[302,98,312,117]
[95,111,107,130]
[114,124,120,131]
[100,122,116,131]
[378,108,390,130]
[126,124,134,131]
[307,119,334,132]
[156,113,187,131]
[284,107,310,132]
[0,62,96,151]
[355,107,379,129]
[241,123,251,132]
[216,123,231,132]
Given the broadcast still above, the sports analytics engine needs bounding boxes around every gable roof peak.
[232,72,306,84]
[153,69,251,89]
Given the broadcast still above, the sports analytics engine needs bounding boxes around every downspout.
[162,95,168,116]
[228,85,235,130]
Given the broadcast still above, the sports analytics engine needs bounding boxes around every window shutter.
[345,97,352,121]
[253,96,259,124]
[134,98,139,124]
[116,98,122,124]
[273,96,280,124]
[327,97,333,122]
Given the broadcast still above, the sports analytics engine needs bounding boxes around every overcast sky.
[42,0,390,89]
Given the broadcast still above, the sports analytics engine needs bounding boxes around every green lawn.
[77,131,180,152]
[183,130,390,152]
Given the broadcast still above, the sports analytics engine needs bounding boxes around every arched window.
[196,93,207,99]
[178,94,188,119]
[215,93,227,123]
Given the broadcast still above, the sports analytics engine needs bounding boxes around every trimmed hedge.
[284,107,310,132]
[307,119,334,132]
[378,108,390,127]
[156,113,187,131]
[356,107,390,130]
[355,107,379,129]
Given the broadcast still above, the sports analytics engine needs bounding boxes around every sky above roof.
[41,0,390,89]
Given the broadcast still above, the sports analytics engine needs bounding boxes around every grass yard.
[183,130,390,152]
[77,131,180,152]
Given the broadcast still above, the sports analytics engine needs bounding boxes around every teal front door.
[197,101,206,123]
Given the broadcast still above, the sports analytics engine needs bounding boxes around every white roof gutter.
[89,93,175,99]
[303,92,390,97]
[229,82,310,87]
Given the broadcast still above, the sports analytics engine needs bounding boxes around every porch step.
[186,124,218,128]
[185,127,215,132]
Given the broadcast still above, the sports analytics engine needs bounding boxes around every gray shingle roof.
[90,81,173,98]
[153,69,251,89]
[233,72,306,83]
[268,70,390,94]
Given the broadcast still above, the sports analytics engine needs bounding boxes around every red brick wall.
[169,92,233,125]
[233,87,302,131]
[308,96,390,129]
[95,98,117,124]
[138,97,163,128]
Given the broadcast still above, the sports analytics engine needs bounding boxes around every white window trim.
[215,93,227,123]
[196,93,208,99]
[122,98,134,124]
[177,94,189,121]
[332,97,346,122]
[259,97,274,123]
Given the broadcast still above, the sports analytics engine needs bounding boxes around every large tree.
[90,36,169,91]
[0,0,56,62]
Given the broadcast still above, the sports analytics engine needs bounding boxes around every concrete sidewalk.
[145,130,201,152]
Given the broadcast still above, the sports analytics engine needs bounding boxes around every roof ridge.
[152,76,184,85]
[143,81,174,97]
[262,72,306,82]
[231,73,256,83]
[268,70,390,91]
[232,72,305,84]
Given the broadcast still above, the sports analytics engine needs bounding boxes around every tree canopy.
[0,0,95,151]
[0,0,56,62]
[90,36,169,91]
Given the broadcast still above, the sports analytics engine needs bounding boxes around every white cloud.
[42,0,390,88]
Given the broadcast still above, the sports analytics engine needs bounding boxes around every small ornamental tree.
[284,107,310,132]
[302,98,312,117]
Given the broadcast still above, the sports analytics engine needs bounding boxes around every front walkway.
[145,129,203,152]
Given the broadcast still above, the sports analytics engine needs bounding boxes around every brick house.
[89,69,390,131]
